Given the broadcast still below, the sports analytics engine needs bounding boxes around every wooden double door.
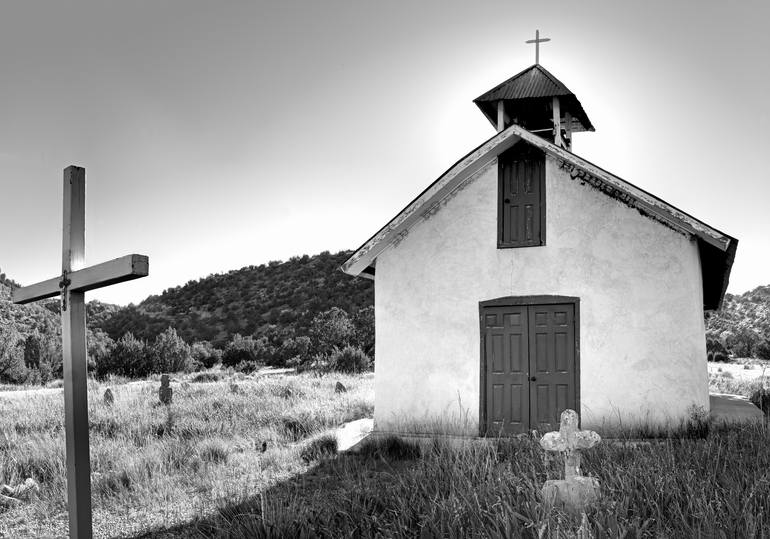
[480,298,579,435]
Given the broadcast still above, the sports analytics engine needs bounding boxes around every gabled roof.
[474,64,595,133]
[341,124,737,311]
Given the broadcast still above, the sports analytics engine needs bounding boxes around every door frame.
[478,295,581,437]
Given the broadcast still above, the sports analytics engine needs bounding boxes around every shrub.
[328,345,371,374]
[277,336,312,367]
[233,360,259,374]
[96,333,152,379]
[310,308,356,358]
[152,328,194,374]
[353,305,375,358]
[23,332,42,368]
[191,372,221,383]
[712,351,729,363]
[191,341,222,370]
[222,334,261,368]
[749,388,770,416]
[755,339,770,361]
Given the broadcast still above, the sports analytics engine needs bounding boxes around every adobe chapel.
[342,42,737,436]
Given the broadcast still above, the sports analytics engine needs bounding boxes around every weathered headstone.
[103,387,114,406]
[540,409,601,513]
[159,374,173,405]
[335,381,347,393]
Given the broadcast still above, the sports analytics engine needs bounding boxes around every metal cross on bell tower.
[526,29,551,65]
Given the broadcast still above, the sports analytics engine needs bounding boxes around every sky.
[1,0,768,305]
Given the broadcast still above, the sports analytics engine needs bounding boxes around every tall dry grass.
[0,372,373,538]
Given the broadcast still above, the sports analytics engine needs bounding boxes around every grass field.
[0,367,768,538]
[0,371,373,538]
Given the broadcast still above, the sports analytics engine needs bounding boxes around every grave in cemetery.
[540,409,601,513]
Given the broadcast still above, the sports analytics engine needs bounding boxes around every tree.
[191,341,222,369]
[353,306,375,358]
[222,333,261,368]
[310,307,355,358]
[152,327,193,374]
[23,332,42,369]
[755,339,770,361]
[96,332,151,379]
[0,324,25,383]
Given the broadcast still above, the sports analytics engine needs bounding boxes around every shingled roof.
[342,124,737,311]
[474,64,595,133]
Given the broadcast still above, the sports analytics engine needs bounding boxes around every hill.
[706,285,770,358]
[98,250,372,346]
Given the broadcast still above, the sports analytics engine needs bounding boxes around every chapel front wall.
[373,152,707,435]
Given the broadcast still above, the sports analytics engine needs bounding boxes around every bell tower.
[473,31,594,151]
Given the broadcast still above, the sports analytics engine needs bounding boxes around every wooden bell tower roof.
[474,64,595,135]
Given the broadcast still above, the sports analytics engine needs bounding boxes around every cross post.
[12,166,149,539]
[525,29,551,65]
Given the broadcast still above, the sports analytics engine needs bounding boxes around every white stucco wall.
[374,153,708,435]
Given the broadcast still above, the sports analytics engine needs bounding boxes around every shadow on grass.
[127,437,422,539]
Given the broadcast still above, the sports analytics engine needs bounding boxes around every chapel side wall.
[373,153,707,436]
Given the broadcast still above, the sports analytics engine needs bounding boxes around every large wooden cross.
[12,166,149,538]
[525,29,551,65]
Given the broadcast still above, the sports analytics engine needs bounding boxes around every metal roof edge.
[343,124,736,281]
[341,127,523,276]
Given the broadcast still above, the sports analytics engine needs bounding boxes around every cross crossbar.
[525,29,551,65]
[11,254,149,305]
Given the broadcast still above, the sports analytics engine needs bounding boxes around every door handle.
[530,376,537,381]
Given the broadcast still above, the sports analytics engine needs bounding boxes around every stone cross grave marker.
[539,409,601,513]
[12,166,149,539]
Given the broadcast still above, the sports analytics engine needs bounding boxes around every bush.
[749,388,770,416]
[191,372,221,383]
[328,345,371,374]
[96,333,152,379]
[310,308,356,358]
[754,339,770,361]
[191,341,222,369]
[222,334,261,368]
[278,336,312,367]
[353,306,375,358]
[712,351,729,363]
[232,360,260,374]
[152,328,193,374]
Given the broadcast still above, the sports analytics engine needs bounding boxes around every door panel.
[529,304,576,432]
[483,306,529,434]
[482,301,577,435]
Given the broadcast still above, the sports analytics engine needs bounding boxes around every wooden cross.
[525,29,551,65]
[12,166,149,539]
[539,409,600,480]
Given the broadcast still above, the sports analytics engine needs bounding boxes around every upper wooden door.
[481,300,577,435]
[498,144,545,248]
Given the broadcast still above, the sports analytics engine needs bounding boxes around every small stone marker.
[540,409,601,513]
[103,387,114,406]
[159,374,172,405]
[335,381,347,393]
